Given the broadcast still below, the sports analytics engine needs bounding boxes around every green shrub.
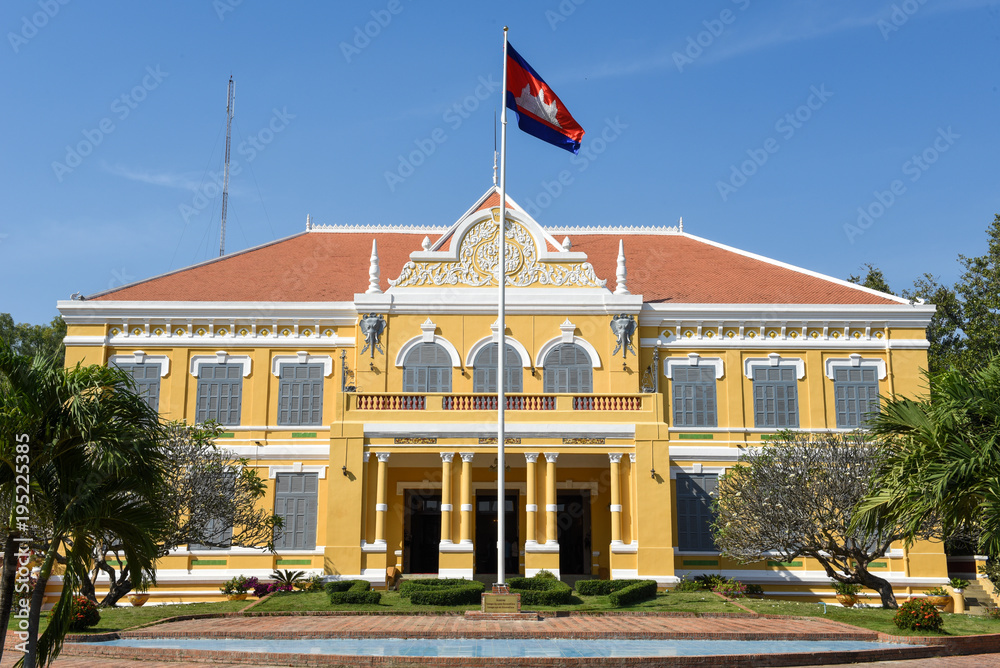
[398,578,481,598]
[673,574,702,592]
[69,596,100,631]
[712,579,747,598]
[695,573,728,590]
[409,582,484,606]
[832,581,862,596]
[295,574,325,592]
[607,580,658,607]
[507,576,573,605]
[534,569,557,580]
[893,599,943,632]
[745,583,764,597]
[325,579,382,605]
[576,579,645,596]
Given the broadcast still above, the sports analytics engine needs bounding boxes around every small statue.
[610,314,636,359]
[359,313,386,358]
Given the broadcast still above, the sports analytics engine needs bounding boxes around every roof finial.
[492,149,498,187]
[367,239,382,294]
[615,239,629,295]
[678,216,683,233]
[306,214,311,231]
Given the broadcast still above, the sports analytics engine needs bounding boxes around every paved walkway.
[1,613,997,667]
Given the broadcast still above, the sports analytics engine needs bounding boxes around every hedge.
[607,579,658,607]
[398,578,482,598]
[507,576,573,606]
[325,579,382,605]
[409,582,485,606]
[575,579,647,596]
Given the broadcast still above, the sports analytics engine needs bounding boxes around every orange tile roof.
[90,228,897,305]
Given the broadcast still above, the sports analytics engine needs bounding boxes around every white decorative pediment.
[389,207,607,290]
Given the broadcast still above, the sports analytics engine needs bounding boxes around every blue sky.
[2,0,998,324]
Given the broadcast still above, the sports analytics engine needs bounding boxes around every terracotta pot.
[925,595,950,608]
[836,594,857,607]
[226,593,248,601]
[127,593,150,607]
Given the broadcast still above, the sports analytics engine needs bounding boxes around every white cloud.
[101,163,204,192]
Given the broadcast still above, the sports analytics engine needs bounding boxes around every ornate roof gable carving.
[389,207,607,289]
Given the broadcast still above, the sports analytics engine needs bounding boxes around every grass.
[253,590,738,614]
[8,600,248,635]
[741,598,1000,636]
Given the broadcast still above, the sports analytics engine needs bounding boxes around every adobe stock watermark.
[179,107,295,224]
[843,126,959,244]
[545,0,586,31]
[340,0,404,64]
[384,75,500,192]
[520,117,628,217]
[213,0,242,21]
[716,84,833,202]
[673,0,751,73]
[51,66,169,183]
[7,0,70,54]
[877,0,928,40]
[108,266,135,290]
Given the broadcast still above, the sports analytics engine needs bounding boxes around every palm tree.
[855,354,1000,557]
[0,341,167,667]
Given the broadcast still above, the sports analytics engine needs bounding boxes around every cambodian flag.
[505,44,585,154]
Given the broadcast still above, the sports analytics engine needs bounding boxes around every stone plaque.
[482,593,520,613]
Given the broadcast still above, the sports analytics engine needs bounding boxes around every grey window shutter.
[112,362,162,412]
[834,367,879,428]
[195,364,243,425]
[542,343,592,393]
[473,344,522,393]
[274,472,318,549]
[402,343,452,393]
[277,364,324,426]
[676,473,718,551]
[752,367,798,428]
[671,367,717,427]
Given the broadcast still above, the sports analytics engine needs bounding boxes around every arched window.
[402,342,452,392]
[543,343,592,393]
[473,343,523,393]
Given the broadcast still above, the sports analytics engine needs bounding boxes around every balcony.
[350,392,650,413]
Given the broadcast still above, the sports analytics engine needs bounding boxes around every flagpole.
[496,26,509,587]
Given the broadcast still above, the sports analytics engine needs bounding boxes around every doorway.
[403,490,440,574]
[474,492,519,577]
[557,491,591,576]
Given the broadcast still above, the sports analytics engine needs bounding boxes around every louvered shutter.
[676,473,718,551]
[752,367,798,428]
[402,343,452,392]
[274,472,318,550]
[671,367,717,427]
[542,343,592,393]
[834,367,879,428]
[113,363,161,411]
[277,364,323,426]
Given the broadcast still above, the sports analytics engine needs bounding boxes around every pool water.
[87,637,902,658]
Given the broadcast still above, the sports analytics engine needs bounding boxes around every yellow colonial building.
[57,187,946,603]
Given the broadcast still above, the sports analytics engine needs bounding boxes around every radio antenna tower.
[220,76,235,257]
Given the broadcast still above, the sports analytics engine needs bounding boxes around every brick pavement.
[0,613,997,667]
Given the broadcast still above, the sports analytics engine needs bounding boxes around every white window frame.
[190,351,252,377]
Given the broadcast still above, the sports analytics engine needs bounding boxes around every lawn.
[741,598,1000,637]
[9,600,248,635]
[252,590,738,614]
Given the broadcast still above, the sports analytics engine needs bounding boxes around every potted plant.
[924,586,951,608]
[949,577,970,593]
[220,575,256,601]
[127,591,150,607]
[832,581,862,607]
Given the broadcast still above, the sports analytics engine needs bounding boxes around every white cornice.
[355,288,643,315]
[57,300,360,323]
[640,337,928,351]
[308,224,446,233]
[363,422,635,439]
[638,302,936,327]
[68,334,355,348]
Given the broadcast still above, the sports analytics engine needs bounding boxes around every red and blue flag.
[505,44,585,154]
